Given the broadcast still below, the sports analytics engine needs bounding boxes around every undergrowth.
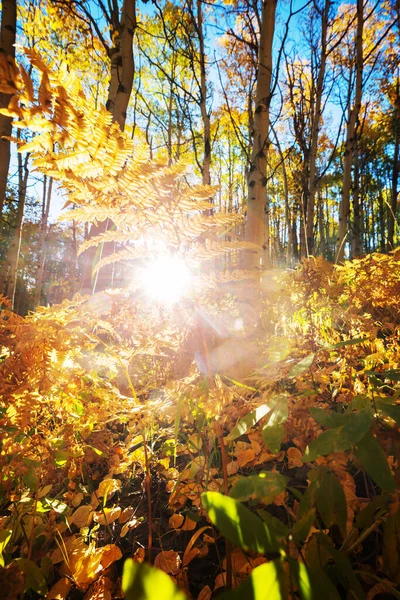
[0,252,399,599]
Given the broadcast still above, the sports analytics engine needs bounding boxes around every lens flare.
[140,255,192,304]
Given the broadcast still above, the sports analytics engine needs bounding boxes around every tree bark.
[196,0,211,188]
[34,176,53,307]
[244,0,277,269]
[0,151,29,309]
[306,0,330,256]
[388,75,400,250]
[0,0,17,216]
[336,0,363,263]
[81,0,137,293]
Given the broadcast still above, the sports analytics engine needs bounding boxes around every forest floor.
[0,252,399,600]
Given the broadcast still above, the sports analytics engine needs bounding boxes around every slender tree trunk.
[336,0,363,262]
[34,176,53,307]
[196,0,211,188]
[0,152,29,309]
[306,0,330,255]
[351,154,362,256]
[81,0,137,294]
[244,0,277,269]
[0,0,17,216]
[388,75,400,250]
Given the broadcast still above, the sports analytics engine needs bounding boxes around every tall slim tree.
[0,0,17,216]
[244,0,277,269]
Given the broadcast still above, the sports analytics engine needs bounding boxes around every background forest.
[0,0,399,310]
[0,0,400,599]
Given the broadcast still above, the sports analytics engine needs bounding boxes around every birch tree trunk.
[336,0,363,263]
[0,0,17,216]
[244,0,277,269]
[81,0,137,293]
[196,0,211,188]
[306,0,330,255]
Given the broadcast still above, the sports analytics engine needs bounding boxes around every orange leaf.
[236,448,255,467]
[154,550,181,575]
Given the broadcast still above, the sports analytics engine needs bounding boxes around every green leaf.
[262,395,288,453]
[354,432,396,493]
[309,407,345,429]
[288,354,315,378]
[374,397,400,426]
[303,407,372,462]
[355,495,391,528]
[201,491,281,554]
[15,558,48,595]
[365,369,400,382]
[292,509,315,543]
[54,450,70,466]
[328,337,369,349]
[225,404,271,443]
[0,530,12,567]
[290,559,341,600]
[22,466,38,491]
[314,470,347,538]
[316,533,365,599]
[122,559,186,600]
[230,472,289,504]
[257,510,289,541]
[218,560,288,600]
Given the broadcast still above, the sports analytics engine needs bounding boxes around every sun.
[139,254,192,304]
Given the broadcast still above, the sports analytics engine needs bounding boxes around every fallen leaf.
[97,479,121,501]
[46,577,72,600]
[119,507,135,523]
[69,505,93,529]
[169,514,185,529]
[198,585,212,600]
[154,550,181,575]
[93,506,121,526]
[236,448,256,467]
[120,518,139,537]
[287,447,303,469]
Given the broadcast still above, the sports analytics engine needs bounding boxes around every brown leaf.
[154,550,181,575]
[198,585,212,600]
[119,507,135,524]
[46,577,73,600]
[236,448,255,467]
[287,447,303,469]
[169,514,185,529]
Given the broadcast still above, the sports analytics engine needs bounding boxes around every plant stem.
[216,421,232,590]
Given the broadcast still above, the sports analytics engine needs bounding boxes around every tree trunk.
[244,0,277,269]
[336,0,363,263]
[388,75,399,250]
[196,0,211,188]
[81,0,137,294]
[306,0,330,255]
[0,151,29,309]
[34,176,53,307]
[0,0,17,216]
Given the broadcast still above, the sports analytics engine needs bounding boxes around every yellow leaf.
[69,505,93,529]
[97,478,121,500]
[93,506,121,526]
[46,577,72,600]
